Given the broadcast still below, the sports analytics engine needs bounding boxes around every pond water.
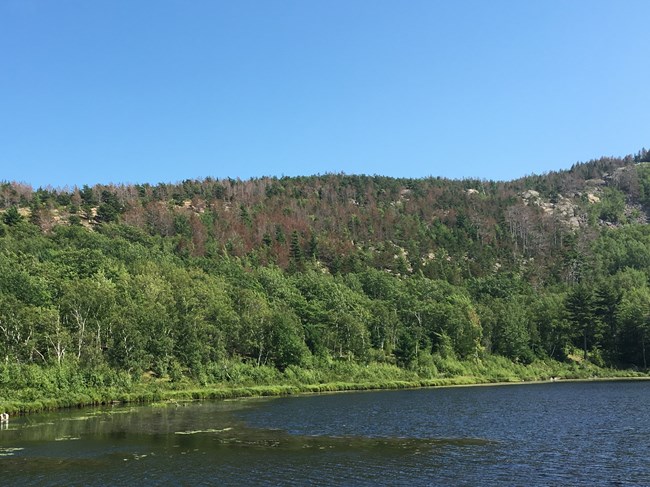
[1,381,649,486]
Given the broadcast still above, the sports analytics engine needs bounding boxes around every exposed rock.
[519,189,585,228]
[521,190,540,200]
[587,193,600,204]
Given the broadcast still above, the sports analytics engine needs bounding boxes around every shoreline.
[2,373,649,417]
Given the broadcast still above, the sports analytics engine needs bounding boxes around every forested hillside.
[1,148,650,402]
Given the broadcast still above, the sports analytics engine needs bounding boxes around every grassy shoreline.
[1,360,648,416]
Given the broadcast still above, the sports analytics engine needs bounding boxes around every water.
[1,381,649,486]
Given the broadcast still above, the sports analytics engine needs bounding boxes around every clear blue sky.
[1,0,649,188]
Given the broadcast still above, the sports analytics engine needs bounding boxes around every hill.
[1,148,650,409]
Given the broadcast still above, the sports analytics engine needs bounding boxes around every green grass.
[0,358,647,416]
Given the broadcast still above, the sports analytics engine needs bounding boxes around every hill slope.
[1,148,650,398]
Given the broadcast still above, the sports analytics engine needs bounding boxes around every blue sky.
[1,0,649,188]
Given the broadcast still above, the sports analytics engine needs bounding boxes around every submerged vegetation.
[1,148,650,413]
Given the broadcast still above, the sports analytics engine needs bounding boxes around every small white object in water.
[0,413,8,425]
[0,447,24,457]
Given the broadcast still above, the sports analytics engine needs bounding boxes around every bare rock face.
[520,189,585,228]
[515,163,650,230]
[521,190,540,200]
[587,193,600,204]
[568,216,581,228]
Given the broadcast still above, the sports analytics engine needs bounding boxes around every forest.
[1,148,650,410]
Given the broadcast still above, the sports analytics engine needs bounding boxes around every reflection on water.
[1,381,650,486]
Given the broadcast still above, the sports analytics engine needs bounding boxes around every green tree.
[0,294,31,362]
[115,268,176,375]
[232,288,275,366]
[400,277,481,360]
[530,293,571,360]
[59,272,118,365]
[566,285,599,361]
[169,269,235,375]
[95,190,123,223]
[3,206,23,226]
[266,306,309,369]
[481,296,533,362]
[618,287,650,368]
[293,271,370,360]
[594,282,622,364]
[289,230,303,271]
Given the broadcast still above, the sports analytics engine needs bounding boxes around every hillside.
[3,149,650,279]
[1,148,650,406]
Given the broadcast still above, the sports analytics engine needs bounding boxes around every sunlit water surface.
[1,381,649,485]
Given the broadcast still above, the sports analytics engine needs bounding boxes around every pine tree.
[566,285,598,361]
[289,230,303,271]
[2,206,22,226]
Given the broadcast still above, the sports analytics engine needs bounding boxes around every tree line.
[1,150,650,383]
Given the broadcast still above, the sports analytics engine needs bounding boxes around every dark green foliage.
[481,297,534,363]
[68,214,82,226]
[636,163,650,207]
[3,206,23,226]
[566,285,600,361]
[592,188,626,224]
[95,190,123,223]
[594,282,623,364]
[79,185,97,205]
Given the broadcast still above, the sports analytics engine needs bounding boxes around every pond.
[1,380,649,486]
